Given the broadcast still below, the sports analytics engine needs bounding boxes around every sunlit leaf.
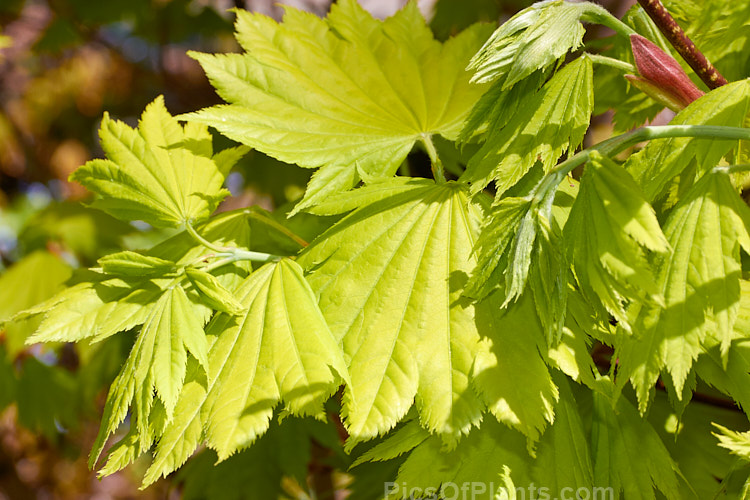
[618,171,750,410]
[184,1,493,212]
[142,259,346,484]
[461,56,593,196]
[71,96,234,227]
[298,180,489,444]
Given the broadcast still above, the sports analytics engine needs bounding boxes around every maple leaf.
[467,0,613,88]
[297,180,489,444]
[141,259,347,484]
[71,96,246,228]
[182,0,494,213]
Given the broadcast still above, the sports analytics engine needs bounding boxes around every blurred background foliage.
[0,0,667,498]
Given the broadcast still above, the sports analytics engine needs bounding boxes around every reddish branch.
[636,0,728,89]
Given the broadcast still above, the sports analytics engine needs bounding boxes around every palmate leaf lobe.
[564,151,668,329]
[617,171,750,410]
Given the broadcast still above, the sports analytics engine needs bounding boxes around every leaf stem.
[635,0,728,89]
[533,124,750,216]
[717,164,750,175]
[586,53,636,74]
[581,3,637,38]
[185,222,232,253]
[245,207,308,247]
[420,134,446,183]
[201,250,281,274]
[185,221,283,264]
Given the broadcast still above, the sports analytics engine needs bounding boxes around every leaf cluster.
[5,0,750,498]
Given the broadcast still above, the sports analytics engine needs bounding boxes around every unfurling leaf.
[464,196,533,301]
[628,34,704,111]
[467,0,613,88]
[462,56,593,196]
[98,251,175,277]
[185,268,245,315]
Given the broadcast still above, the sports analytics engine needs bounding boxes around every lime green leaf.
[185,268,244,315]
[591,393,681,500]
[467,1,608,88]
[626,80,750,202]
[93,284,208,460]
[465,197,534,302]
[201,259,347,459]
[142,259,346,484]
[351,420,429,467]
[565,151,668,328]
[298,181,487,444]
[696,334,750,418]
[98,251,174,277]
[137,358,205,484]
[98,429,142,477]
[22,210,253,345]
[183,1,493,211]
[618,171,750,409]
[461,56,593,196]
[467,180,574,341]
[473,295,557,442]
[532,375,593,494]
[714,424,750,461]
[23,273,157,345]
[71,96,230,227]
[392,418,531,500]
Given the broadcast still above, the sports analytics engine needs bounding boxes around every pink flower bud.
[629,34,704,110]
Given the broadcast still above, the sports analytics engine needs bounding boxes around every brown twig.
[636,0,728,89]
